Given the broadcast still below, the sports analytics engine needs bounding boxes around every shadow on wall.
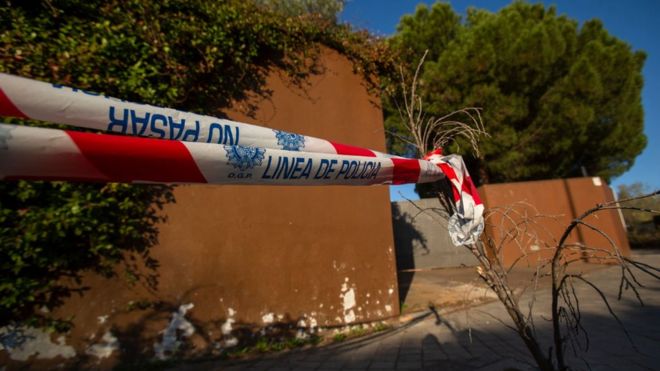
[390,203,428,305]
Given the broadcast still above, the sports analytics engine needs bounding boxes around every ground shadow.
[391,202,428,305]
[225,294,660,370]
[391,178,457,307]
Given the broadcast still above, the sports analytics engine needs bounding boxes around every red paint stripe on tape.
[330,141,376,157]
[463,176,482,205]
[391,158,421,185]
[67,131,207,183]
[438,163,482,204]
[438,163,461,202]
[0,87,28,118]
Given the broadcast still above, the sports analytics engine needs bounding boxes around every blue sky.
[339,0,659,201]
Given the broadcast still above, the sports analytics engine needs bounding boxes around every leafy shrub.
[0,182,172,328]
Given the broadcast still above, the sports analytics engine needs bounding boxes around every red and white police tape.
[0,73,394,158]
[0,73,483,245]
[424,149,484,245]
[0,124,441,186]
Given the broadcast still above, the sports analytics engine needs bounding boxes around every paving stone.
[373,355,398,361]
[317,361,345,369]
[344,361,371,368]
[290,361,322,368]
[249,360,276,368]
[423,351,448,361]
[369,361,396,368]
[395,362,421,370]
[397,355,421,363]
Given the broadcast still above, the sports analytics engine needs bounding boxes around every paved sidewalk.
[179,252,660,370]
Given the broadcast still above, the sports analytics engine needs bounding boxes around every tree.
[384,2,462,156]
[387,1,646,188]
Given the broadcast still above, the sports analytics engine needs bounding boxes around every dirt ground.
[397,260,609,316]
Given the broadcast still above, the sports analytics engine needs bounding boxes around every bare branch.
[571,275,639,352]
[391,50,488,157]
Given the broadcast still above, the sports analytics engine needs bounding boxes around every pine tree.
[387,1,646,187]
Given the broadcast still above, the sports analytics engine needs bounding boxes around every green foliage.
[617,183,660,248]
[332,333,347,342]
[388,2,460,67]
[0,0,393,327]
[256,0,345,21]
[330,324,379,343]
[372,322,391,332]
[258,335,317,351]
[387,1,646,186]
[2,0,336,113]
[1,0,393,113]
[225,333,321,357]
[0,181,172,326]
[348,324,368,337]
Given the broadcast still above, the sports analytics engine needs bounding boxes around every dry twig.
[391,49,488,157]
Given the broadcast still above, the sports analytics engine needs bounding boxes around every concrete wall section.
[391,198,478,269]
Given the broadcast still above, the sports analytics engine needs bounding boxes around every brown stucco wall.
[2,48,398,368]
[479,177,630,268]
[149,48,399,327]
[564,177,631,262]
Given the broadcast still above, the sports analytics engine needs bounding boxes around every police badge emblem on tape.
[225,145,266,172]
[273,130,305,151]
